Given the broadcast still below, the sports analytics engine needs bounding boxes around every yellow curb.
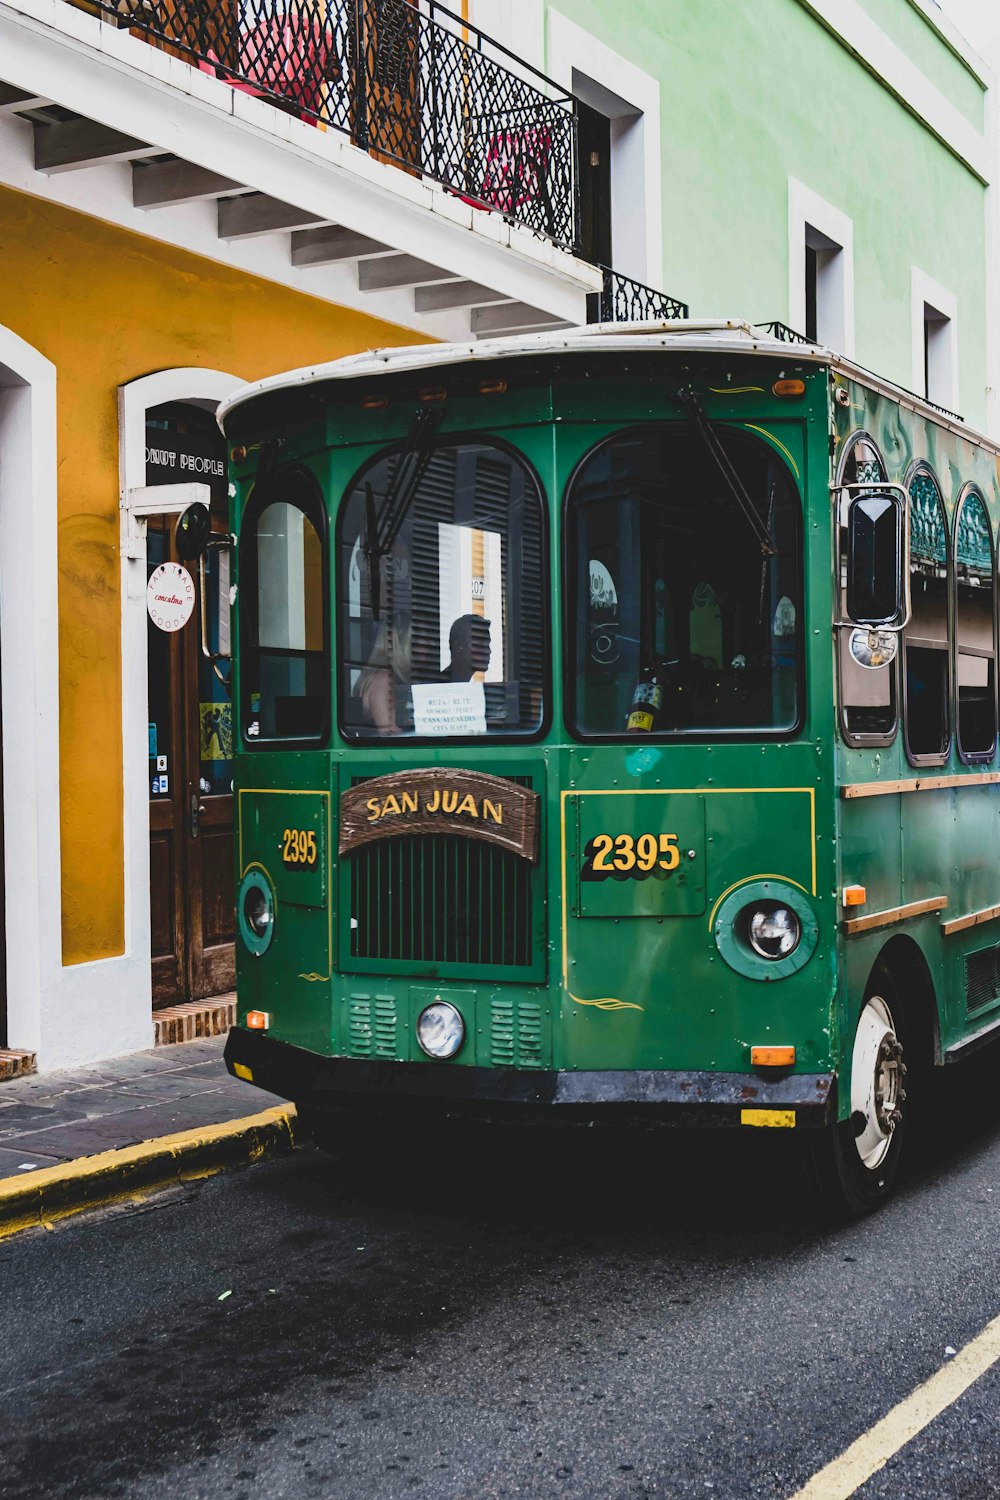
[0,1104,297,1241]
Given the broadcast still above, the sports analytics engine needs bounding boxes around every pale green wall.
[857,0,985,128]
[547,0,989,428]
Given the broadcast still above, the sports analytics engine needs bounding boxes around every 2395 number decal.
[583,832,682,881]
[282,827,317,868]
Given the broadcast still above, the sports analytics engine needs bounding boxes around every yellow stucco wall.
[0,185,428,965]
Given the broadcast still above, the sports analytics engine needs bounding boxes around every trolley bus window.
[904,468,950,763]
[566,427,802,737]
[339,441,545,739]
[955,488,997,760]
[240,468,329,744]
[837,436,896,743]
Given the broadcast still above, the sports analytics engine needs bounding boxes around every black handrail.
[88,0,580,252]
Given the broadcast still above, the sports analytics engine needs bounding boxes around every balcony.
[0,0,685,335]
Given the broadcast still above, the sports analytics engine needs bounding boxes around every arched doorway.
[119,369,241,1016]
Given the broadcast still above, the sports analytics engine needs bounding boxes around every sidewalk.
[0,1036,296,1236]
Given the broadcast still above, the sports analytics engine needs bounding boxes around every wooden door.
[146,404,234,1010]
[354,0,420,169]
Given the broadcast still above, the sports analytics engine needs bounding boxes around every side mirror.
[846,493,904,626]
[175,502,211,561]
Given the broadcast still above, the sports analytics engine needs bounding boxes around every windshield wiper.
[364,406,444,618]
[676,387,776,558]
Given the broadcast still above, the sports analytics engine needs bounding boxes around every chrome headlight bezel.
[416,1000,465,1060]
[237,869,276,957]
[712,880,819,981]
[746,903,802,961]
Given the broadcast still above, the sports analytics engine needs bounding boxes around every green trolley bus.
[210,320,1000,1215]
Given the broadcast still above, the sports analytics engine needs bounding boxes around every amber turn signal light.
[751,1045,796,1068]
[478,377,508,396]
[246,1010,270,1030]
[360,394,388,411]
[843,885,867,907]
[418,386,447,403]
[772,379,806,398]
[231,445,247,463]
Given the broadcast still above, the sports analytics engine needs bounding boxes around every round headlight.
[416,1000,465,1059]
[237,870,275,956]
[244,886,271,938]
[747,904,801,960]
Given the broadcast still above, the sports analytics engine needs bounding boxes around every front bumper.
[225,1028,835,1128]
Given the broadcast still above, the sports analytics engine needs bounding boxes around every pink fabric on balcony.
[238,15,340,117]
[459,124,553,214]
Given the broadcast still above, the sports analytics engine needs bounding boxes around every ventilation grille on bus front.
[347,994,400,1059]
[489,996,544,1068]
[964,946,1000,1016]
[349,827,533,970]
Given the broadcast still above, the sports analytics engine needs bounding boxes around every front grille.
[965,947,1000,1016]
[350,830,533,970]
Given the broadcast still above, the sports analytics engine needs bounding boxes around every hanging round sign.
[147,562,195,633]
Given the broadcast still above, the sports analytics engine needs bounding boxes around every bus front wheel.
[805,973,910,1217]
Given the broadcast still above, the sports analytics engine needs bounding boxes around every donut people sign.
[147,561,195,633]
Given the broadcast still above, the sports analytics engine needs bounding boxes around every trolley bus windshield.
[339,439,546,739]
[567,427,802,737]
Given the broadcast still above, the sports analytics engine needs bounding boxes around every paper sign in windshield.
[411,681,487,737]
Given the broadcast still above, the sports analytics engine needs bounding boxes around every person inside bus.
[442,613,492,681]
[355,614,412,733]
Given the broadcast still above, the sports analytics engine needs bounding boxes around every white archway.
[118,368,242,1026]
[0,327,61,1060]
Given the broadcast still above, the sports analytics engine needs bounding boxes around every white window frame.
[0,326,63,1063]
[545,10,663,288]
[911,268,959,411]
[787,179,855,356]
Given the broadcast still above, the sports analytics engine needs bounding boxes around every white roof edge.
[217,320,995,453]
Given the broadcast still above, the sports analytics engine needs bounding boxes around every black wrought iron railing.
[587,268,689,324]
[92,0,580,252]
[756,322,965,421]
[754,320,813,344]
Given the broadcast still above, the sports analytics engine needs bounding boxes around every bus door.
[145,403,235,1008]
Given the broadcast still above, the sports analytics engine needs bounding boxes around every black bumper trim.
[224,1028,834,1126]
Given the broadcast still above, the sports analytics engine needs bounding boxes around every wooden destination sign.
[339,768,540,864]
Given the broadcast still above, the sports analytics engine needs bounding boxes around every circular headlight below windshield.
[746,904,801,960]
[416,1000,465,1059]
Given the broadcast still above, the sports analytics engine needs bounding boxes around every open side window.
[836,434,896,747]
[239,464,330,746]
[904,467,950,765]
[954,487,997,763]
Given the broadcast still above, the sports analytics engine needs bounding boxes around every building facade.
[478,0,997,428]
[0,0,607,1071]
[0,0,994,1072]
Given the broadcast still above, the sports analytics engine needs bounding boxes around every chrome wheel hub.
[851,995,907,1171]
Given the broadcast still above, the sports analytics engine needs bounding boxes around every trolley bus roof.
[216,319,989,449]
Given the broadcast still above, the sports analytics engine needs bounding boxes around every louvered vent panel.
[515,1000,543,1068]
[490,998,516,1067]
[489,997,543,1068]
[348,993,374,1057]
[965,948,1000,1016]
[373,994,399,1058]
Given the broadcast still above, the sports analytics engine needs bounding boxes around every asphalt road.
[3,1057,1000,1500]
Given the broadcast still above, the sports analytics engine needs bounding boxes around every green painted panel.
[573,792,706,918]
[237,789,328,908]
